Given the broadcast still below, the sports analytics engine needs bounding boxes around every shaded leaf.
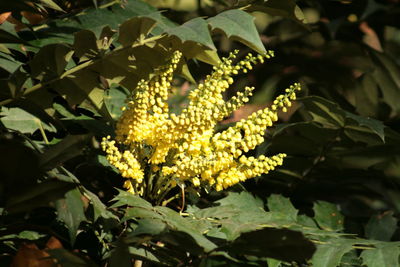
[104,86,129,120]
[224,228,315,262]
[0,107,55,134]
[6,180,76,214]
[313,201,344,231]
[47,248,97,267]
[365,212,397,241]
[118,16,157,47]
[55,188,86,244]
[361,243,400,267]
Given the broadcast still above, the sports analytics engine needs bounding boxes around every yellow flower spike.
[101,50,300,202]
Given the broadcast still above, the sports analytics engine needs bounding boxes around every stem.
[0,35,165,107]
[37,120,49,144]
[179,184,185,213]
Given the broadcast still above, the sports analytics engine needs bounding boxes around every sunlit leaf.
[208,9,265,53]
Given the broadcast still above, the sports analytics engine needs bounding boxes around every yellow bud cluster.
[101,136,144,194]
[101,49,301,198]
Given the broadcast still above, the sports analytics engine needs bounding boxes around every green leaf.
[301,96,345,128]
[109,241,132,267]
[311,240,354,267]
[0,107,55,134]
[361,243,400,267]
[301,96,385,142]
[55,188,86,244]
[225,228,315,262]
[47,248,97,267]
[128,218,167,237]
[313,201,344,231]
[30,44,73,79]
[38,134,92,171]
[84,189,118,221]
[0,231,45,241]
[166,17,216,50]
[344,111,385,142]
[110,189,153,209]
[118,16,157,47]
[365,212,397,241]
[216,192,264,212]
[246,0,306,24]
[39,0,64,12]
[73,30,99,60]
[267,194,297,222]
[207,9,266,53]
[155,206,217,252]
[6,180,76,214]
[128,247,160,264]
[104,86,129,120]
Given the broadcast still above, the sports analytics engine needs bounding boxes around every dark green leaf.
[365,212,397,241]
[208,9,265,53]
[267,194,297,222]
[224,228,315,262]
[311,240,354,267]
[0,107,55,134]
[38,134,92,171]
[118,17,157,47]
[55,188,86,244]
[47,248,97,267]
[110,189,153,209]
[166,17,216,50]
[104,86,129,120]
[6,180,76,214]
[313,201,344,231]
[361,243,400,267]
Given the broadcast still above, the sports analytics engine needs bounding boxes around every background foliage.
[1,0,400,266]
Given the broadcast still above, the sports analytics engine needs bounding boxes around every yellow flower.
[101,50,301,199]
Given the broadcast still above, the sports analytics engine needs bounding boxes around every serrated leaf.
[313,201,344,231]
[267,194,297,222]
[208,9,265,53]
[216,192,264,212]
[156,206,217,252]
[84,190,118,221]
[110,189,153,209]
[166,17,215,50]
[365,212,397,241]
[0,107,55,134]
[361,243,400,267]
[311,240,353,267]
[55,188,86,244]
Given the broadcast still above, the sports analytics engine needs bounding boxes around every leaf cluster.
[1,0,400,266]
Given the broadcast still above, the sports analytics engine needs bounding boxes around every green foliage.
[1,0,400,266]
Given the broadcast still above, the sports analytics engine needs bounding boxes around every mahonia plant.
[102,50,301,204]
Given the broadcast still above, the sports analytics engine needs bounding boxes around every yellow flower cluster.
[101,50,301,197]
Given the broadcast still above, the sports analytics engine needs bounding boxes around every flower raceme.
[101,50,301,201]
